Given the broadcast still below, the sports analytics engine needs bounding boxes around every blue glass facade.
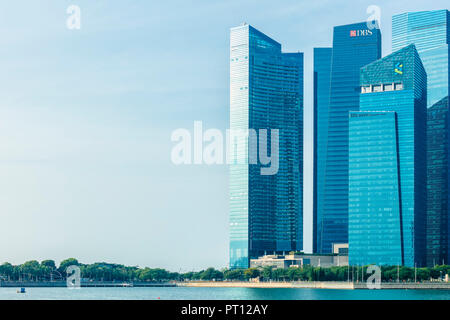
[349,111,403,266]
[349,45,427,267]
[313,48,332,253]
[427,97,450,266]
[315,23,381,253]
[229,25,303,269]
[392,10,449,107]
[393,10,450,266]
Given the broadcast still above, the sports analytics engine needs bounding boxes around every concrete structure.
[180,281,450,290]
[250,245,349,269]
[332,243,349,255]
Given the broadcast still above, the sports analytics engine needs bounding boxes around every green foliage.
[41,260,56,269]
[223,269,244,281]
[0,259,448,283]
[200,268,223,281]
[0,263,14,280]
[20,260,41,280]
[260,266,272,280]
[58,258,79,274]
[244,268,260,280]
[139,268,171,281]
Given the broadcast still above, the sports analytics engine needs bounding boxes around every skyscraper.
[314,22,381,253]
[392,10,450,266]
[392,10,449,108]
[229,24,303,269]
[349,111,403,266]
[427,96,450,266]
[313,48,332,254]
[349,44,427,267]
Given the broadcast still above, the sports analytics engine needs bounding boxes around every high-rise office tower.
[393,10,450,266]
[229,24,303,269]
[427,96,450,266]
[313,48,332,253]
[349,44,427,267]
[314,22,381,253]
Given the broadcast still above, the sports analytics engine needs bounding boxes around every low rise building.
[250,244,349,269]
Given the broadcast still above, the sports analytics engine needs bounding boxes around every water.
[1,287,449,300]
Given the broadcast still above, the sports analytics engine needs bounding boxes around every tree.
[244,268,260,280]
[260,266,272,281]
[41,260,56,269]
[271,268,288,281]
[416,268,430,282]
[223,269,244,281]
[20,260,41,281]
[58,258,79,276]
[181,271,195,281]
[0,263,14,280]
[398,267,414,281]
[287,267,302,281]
[381,266,397,282]
[200,268,223,281]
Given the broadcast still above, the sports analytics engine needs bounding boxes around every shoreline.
[1,281,449,290]
[178,281,450,290]
[0,281,176,288]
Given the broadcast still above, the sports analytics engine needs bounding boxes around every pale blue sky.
[0,1,447,271]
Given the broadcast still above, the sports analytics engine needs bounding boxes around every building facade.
[349,45,427,267]
[349,111,403,266]
[229,24,303,269]
[250,246,349,269]
[427,96,450,266]
[314,22,381,253]
[313,47,332,253]
[392,10,450,266]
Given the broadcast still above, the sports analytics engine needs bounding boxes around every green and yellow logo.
[394,62,403,75]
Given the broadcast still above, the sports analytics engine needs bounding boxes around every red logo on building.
[350,30,357,37]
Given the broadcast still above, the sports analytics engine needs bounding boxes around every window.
[394,83,403,90]
[384,84,393,91]
[373,85,382,92]
[361,86,371,93]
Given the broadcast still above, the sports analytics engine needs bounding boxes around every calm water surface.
[0,287,449,300]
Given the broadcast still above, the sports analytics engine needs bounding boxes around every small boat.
[16,288,26,294]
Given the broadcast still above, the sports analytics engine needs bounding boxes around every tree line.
[0,259,449,282]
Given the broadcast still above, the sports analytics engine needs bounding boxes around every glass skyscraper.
[349,111,403,266]
[427,96,450,266]
[349,44,427,267]
[393,10,450,266]
[313,48,332,253]
[314,22,381,253]
[229,24,303,269]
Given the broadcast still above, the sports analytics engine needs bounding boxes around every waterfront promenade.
[179,281,450,290]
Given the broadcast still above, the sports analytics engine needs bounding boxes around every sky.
[0,0,448,271]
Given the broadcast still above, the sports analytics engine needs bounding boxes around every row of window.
[231,56,248,62]
[361,82,404,93]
